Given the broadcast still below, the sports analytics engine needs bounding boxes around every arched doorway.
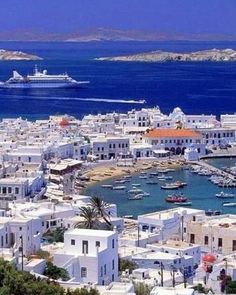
[182,147,186,155]
[170,147,175,155]
[176,147,182,155]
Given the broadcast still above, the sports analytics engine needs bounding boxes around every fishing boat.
[112,186,126,190]
[128,189,143,194]
[128,194,143,200]
[114,179,126,184]
[165,195,188,203]
[161,183,180,190]
[215,192,235,199]
[173,181,187,187]
[132,183,141,187]
[101,184,113,189]
[223,202,236,207]
[139,175,148,179]
[158,174,173,180]
[174,201,192,206]
[146,180,158,185]
[142,192,150,197]
[149,172,158,176]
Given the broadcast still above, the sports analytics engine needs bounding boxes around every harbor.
[83,157,236,218]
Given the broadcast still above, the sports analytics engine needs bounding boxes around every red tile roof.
[144,129,202,138]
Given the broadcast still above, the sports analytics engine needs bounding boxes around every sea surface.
[0,41,236,119]
[84,158,236,218]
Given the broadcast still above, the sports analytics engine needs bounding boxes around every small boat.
[223,202,236,207]
[175,201,192,206]
[161,184,180,190]
[115,179,126,184]
[215,192,235,199]
[128,189,143,194]
[101,184,113,189]
[128,194,143,200]
[139,175,148,179]
[174,181,187,187]
[150,172,158,176]
[132,183,141,187]
[166,195,188,203]
[143,192,150,197]
[112,186,126,190]
[146,181,158,185]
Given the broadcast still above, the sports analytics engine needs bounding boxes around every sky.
[0,0,236,36]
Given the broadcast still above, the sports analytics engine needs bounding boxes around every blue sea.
[0,41,236,119]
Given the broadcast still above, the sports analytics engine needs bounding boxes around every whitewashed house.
[53,228,118,285]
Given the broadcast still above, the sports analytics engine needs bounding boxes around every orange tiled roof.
[144,129,202,138]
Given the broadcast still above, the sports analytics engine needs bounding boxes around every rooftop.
[144,129,202,138]
[66,228,116,238]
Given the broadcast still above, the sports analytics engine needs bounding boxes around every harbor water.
[84,159,236,218]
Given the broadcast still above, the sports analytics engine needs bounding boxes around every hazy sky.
[0,0,235,35]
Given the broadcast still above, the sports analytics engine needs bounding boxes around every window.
[82,240,88,254]
[112,274,114,281]
[104,264,106,275]
[2,187,6,194]
[112,259,115,270]
[100,266,103,277]
[81,267,87,278]
[15,187,19,194]
[204,236,209,245]
[8,187,12,194]
[232,240,236,251]
[19,227,22,231]
[190,234,195,244]
[96,241,100,248]
[112,239,115,248]
[218,238,223,248]
[71,239,75,245]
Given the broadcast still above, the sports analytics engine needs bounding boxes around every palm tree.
[90,196,112,227]
[75,206,97,229]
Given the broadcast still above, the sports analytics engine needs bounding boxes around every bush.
[133,282,151,295]
[118,258,137,273]
[44,261,70,281]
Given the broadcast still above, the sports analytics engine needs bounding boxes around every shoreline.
[81,158,186,189]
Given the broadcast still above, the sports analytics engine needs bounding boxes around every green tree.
[75,206,97,229]
[69,288,99,295]
[226,280,236,294]
[90,196,112,228]
[44,261,70,281]
[133,282,151,295]
[119,258,137,273]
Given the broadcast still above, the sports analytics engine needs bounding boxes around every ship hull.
[0,82,87,89]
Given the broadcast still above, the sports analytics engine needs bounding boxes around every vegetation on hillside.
[0,259,99,295]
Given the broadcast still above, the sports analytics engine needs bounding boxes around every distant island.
[0,49,42,60]
[0,28,236,42]
[95,49,236,62]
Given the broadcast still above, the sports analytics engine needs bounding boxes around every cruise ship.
[0,66,89,89]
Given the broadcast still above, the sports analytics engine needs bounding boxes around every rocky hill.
[0,49,42,60]
[96,49,236,62]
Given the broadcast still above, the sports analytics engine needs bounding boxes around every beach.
[82,157,186,187]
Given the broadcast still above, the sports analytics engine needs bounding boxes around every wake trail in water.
[0,94,146,104]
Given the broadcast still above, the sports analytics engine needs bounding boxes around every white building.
[53,228,118,285]
[143,129,205,156]
[91,136,130,160]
